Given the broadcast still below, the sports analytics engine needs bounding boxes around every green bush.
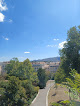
[51,100,71,106]
[33,86,39,93]
[0,80,8,88]
[60,100,70,106]
[0,88,5,95]
[51,102,62,106]
[54,68,65,83]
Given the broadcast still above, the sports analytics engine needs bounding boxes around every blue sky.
[0,0,80,61]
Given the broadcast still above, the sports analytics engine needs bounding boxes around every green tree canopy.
[1,58,39,106]
[37,68,47,89]
[2,76,27,106]
[23,59,38,82]
[5,58,38,84]
[55,26,80,83]
[59,26,80,76]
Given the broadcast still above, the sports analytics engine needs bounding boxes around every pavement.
[30,80,55,106]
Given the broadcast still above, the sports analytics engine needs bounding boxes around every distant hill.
[32,57,60,62]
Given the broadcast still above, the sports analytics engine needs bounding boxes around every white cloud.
[47,45,57,47]
[0,0,8,11]
[58,41,67,49]
[5,38,9,40]
[24,52,30,54]
[0,12,4,22]
[0,0,8,22]
[53,39,59,41]
[8,19,13,23]
[2,36,9,40]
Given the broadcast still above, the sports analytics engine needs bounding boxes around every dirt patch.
[48,84,69,106]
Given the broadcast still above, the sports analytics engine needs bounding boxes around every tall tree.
[60,26,80,75]
[5,58,38,84]
[55,26,80,83]
[37,68,47,89]
[23,59,38,82]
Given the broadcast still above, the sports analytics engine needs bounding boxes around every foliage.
[51,102,62,106]
[54,68,65,83]
[54,70,80,106]
[37,68,47,88]
[5,58,20,77]
[0,80,8,88]
[59,26,80,77]
[0,88,5,95]
[23,59,38,82]
[0,58,40,106]
[57,69,80,106]
[5,58,38,84]
[22,80,39,98]
[0,76,27,106]
[60,100,70,105]
[55,26,80,83]
[51,100,73,106]
[53,26,80,105]
[64,69,80,100]
[46,71,55,80]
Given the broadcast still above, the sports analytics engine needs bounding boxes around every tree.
[62,69,80,105]
[22,80,39,98]
[65,69,80,95]
[54,68,65,83]
[58,26,80,78]
[37,68,47,89]
[5,58,38,84]
[5,57,19,76]
[54,69,80,106]
[1,76,27,106]
[23,59,39,83]
[1,58,39,105]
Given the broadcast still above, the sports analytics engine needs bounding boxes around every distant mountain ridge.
[32,57,60,62]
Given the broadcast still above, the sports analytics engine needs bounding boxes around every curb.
[46,88,50,106]
[31,91,39,105]
[46,82,55,106]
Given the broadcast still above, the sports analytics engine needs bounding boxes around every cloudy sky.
[0,0,80,61]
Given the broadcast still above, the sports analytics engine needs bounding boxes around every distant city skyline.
[0,0,80,62]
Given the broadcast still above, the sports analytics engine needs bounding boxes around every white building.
[31,61,60,73]
[0,62,10,75]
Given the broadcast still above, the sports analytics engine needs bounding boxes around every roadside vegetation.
[37,68,47,89]
[0,58,50,106]
[51,26,80,106]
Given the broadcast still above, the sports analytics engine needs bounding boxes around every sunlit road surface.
[30,80,55,106]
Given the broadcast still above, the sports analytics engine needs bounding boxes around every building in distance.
[0,61,10,76]
[31,61,60,73]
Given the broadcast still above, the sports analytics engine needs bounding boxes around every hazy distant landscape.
[32,57,60,62]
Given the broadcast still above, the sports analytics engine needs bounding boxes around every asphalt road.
[30,80,54,106]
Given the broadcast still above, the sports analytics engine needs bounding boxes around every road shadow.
[52,93,56,96]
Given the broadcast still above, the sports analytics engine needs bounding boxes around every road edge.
[46,81,55,106]
[31,91,39,105]
[46,87,50,106]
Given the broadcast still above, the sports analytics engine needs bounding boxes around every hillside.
[32,57,60,62]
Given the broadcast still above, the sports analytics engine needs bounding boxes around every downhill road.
[31,80,54,106]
